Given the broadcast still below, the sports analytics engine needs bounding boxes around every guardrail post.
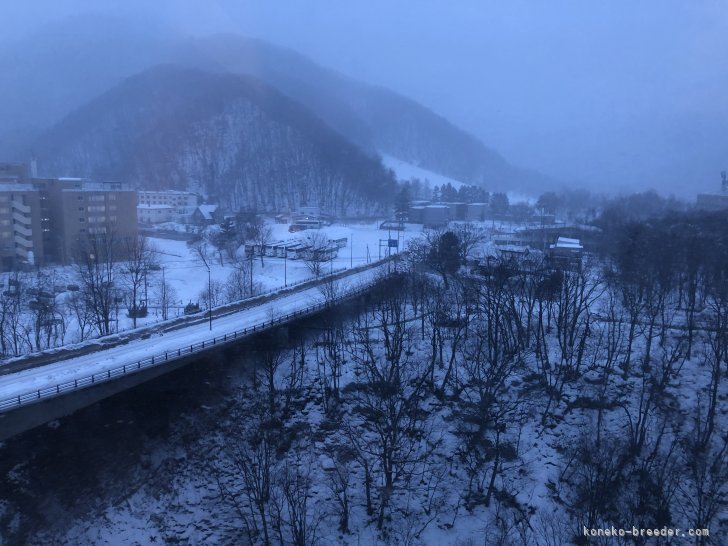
[165,352,168,361]
[151,356,154,365]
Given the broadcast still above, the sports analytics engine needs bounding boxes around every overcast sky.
[2,0,727,195]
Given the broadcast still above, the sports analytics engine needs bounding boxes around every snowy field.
[0,221,426,360]
[0,261,388,406]
[125,221,422,325]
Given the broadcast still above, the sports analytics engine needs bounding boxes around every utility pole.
[162,265,166,320]
[207,266,212,330]
[284,247,287,287]
[350,233,353,268]
[199,253,213,331]
[249,253,254,296]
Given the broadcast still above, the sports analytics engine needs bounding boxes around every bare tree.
[157,272,177,321]
[252,218,274,267]
[67,289,94,342]
[74,233,119,337]
[452,222,487,262]
[346,278,431,533]
[121,235,155,328]
[304,231,333,277]
[226,256,253,302]
[199,279,225,311]
[0,271,31,356]
[324,443,356,534]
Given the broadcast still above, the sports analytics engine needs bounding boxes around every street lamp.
[199,254,213,331]
[205,264,212,330]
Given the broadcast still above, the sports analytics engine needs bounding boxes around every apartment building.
[45,179,137,263]
[0,184,44,270]
[0,166,137,269]
[137,190,197,210]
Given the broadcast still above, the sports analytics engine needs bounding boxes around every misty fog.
[2,0,727,196]
[1,3,728,545]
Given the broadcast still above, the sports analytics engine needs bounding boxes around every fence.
[0,277,378,413]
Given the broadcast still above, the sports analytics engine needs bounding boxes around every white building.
[138,190,197,211]
[137,204,174,224]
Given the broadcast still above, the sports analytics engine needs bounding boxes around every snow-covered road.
[0,263,387,411]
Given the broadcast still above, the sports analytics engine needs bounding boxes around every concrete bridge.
[0,261,391,440]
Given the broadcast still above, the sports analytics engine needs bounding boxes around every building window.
[77,196,84,201]
[79,207,84,211]
[79,218,85,222]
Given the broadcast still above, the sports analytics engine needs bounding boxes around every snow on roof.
[137,204,173,210]
[197,204,218,220]
[138,190,195,195]
[0,183,34,192]
[551,236,583,250]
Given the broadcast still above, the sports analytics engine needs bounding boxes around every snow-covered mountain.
[1,16,556,194]
[31,66,396,215]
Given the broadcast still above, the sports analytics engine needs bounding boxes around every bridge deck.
[0,263,387,413]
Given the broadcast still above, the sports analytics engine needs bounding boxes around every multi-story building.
[45,179,137,263]
[0,168,138,269]
[137,190,197,211]
[137,204,175,224]
[0,183,44,270]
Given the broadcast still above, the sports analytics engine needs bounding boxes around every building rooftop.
[197,204,218,220]
[550,236,583,250]
[138,189,196,195]
[137,204,174,210]
[0,183,35,192]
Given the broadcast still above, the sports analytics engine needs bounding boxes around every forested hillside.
[31,66,396,215]
[0,16,555,194]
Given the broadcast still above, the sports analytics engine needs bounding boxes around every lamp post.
[206,265,212,331]
[284,246,287,287]
[199,253,213,331]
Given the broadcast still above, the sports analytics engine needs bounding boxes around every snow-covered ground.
[0,221,425,361]
[0,258,396,407]
[381,153,465,189]
[120,221,422,326]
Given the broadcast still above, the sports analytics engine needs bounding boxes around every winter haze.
[2,0,727,196]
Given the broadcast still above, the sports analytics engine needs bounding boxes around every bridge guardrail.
[0,277,380,413]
